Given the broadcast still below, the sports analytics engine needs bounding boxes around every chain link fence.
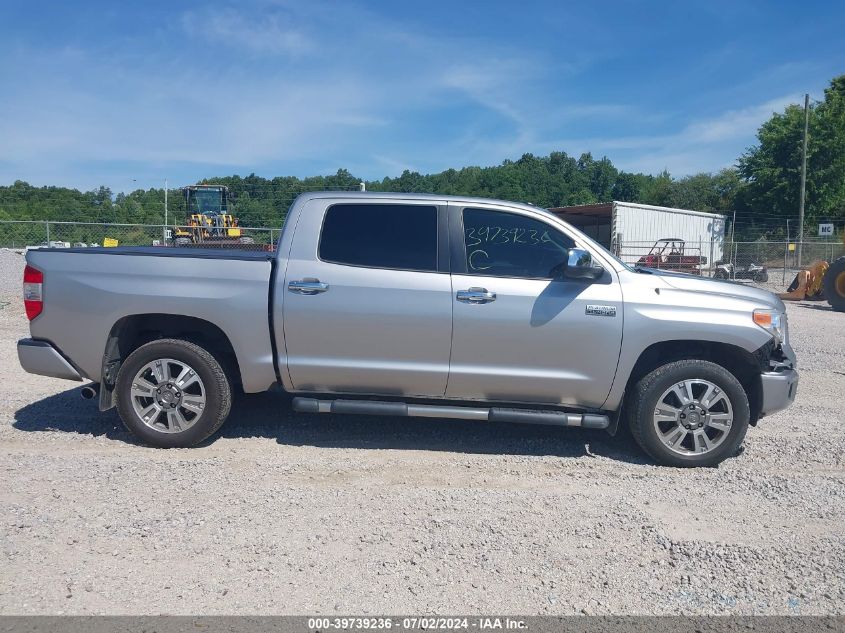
[0,220,279,251]
[2,220,842,293]
[617,240,710,274]
[719,238,844,290]
[618,238,844,291]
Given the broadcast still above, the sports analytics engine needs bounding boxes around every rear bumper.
[759,368,798,416]
[17,339,84,381]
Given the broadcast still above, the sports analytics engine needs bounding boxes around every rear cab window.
[319,203,439,272]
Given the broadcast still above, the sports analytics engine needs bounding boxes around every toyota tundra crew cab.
[17,192,798,466]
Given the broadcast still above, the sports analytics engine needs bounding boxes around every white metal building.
[549,201,727,268]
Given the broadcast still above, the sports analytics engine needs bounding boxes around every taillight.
[23,265,43,320]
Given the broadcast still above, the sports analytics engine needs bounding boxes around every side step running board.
[292,397,609,430]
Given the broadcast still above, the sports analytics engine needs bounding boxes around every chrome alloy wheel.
[130,358,206,433]
[652,379,733,455]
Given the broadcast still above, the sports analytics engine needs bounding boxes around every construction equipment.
[825,257,845,311]
[779,231,845,312]
[779,261,829,301]
[636,238,706,275]
[172,185,254,247]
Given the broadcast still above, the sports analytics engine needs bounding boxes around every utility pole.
[797,93,809,267]
[164,178,168,245]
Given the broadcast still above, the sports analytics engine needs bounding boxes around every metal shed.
[549,201,727,270]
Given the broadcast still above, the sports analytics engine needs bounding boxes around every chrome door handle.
[288,279,329,295]
[456,287,496,304]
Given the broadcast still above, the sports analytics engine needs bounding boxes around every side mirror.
[562,248,604,280]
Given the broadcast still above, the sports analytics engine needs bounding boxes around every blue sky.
[0,0,842,192]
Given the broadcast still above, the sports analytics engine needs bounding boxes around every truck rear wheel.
[823,257,845,312]
[115,339,231,447]
[626,360,750,467]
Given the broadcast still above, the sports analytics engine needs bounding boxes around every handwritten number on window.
[468,249,492,270]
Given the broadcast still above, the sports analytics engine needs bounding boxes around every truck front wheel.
[823,257,845,312]
[115,339,232,448]
[626,360,750,467]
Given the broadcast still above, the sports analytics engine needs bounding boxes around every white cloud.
[370,154,417,175]
[616,93,803,174]
[0,68,381,167]
[0,1,821,190]
[0,4,555,188]
[181,7,313,56]
[524,92,806,176]
[681,95,798,144]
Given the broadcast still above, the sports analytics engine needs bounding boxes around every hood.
[646,269,785,311]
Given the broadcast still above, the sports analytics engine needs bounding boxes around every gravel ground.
[0,247,843,615]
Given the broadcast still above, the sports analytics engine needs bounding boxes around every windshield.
[589,239,634,271]
[546,209,633,271]
[189,188,225,215]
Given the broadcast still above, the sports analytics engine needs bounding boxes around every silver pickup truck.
[18,192,798,466]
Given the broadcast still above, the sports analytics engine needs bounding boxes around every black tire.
[823,257,845,312]
[115,339,231,448]
[714,268,729,279]
[754,271,769,283]
[626,359,750,467]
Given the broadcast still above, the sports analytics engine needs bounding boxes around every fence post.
[45,221,50,245]
[732,241,738,280]
[782,241,788,285]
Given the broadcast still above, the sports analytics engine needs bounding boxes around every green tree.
[640,170,673,207]
[737,74,845,230]
[812,75,845,218]
[668,169,743,212]
[611,172,641,202]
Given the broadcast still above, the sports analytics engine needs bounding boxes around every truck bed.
[25,246,278,392]
[44,246,275,261]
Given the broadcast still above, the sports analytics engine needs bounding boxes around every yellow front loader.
[779,232,845,312]
[172,185,254,247]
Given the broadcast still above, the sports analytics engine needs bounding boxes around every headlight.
[753,309,787,344]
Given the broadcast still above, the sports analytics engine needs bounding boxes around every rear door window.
[319,204,438,272]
